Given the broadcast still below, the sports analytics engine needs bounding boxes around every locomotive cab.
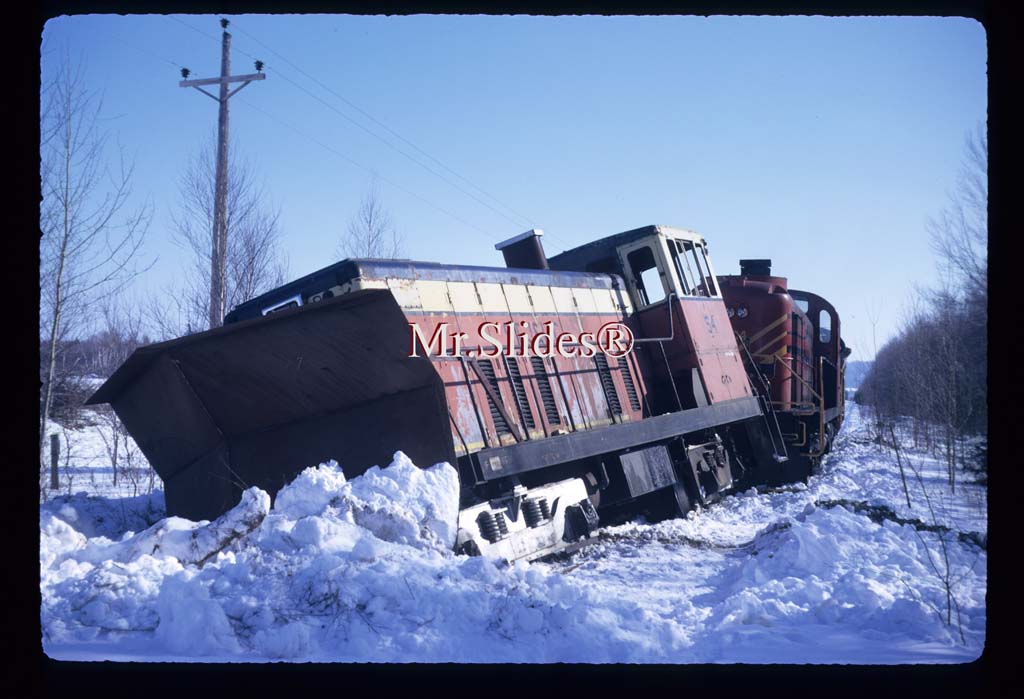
[789,289,847,429]
[550,225,794,510]
[550,225,753,416]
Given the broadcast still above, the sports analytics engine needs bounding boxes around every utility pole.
[179,18,266,329]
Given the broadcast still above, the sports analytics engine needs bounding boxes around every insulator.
[494,511,509,537]
[523,498,543,528]
[538,497,551,521]
[477,511,500,543]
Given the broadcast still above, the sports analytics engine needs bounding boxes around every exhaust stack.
[495,229,548,270]
[739,258,788,291]
[739,259,772,276]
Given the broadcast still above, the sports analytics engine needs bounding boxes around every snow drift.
[40,405,986,663]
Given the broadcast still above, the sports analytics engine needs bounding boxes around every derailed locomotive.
[88,225,848,562]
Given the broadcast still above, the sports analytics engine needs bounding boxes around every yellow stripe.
[747,313,788,343]
[753,329,788,355]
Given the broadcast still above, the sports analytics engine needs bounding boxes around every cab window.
[626,246,668,306]
[668,240,696,295]
[819,309,832,343]
[668,239,719,297]
[693,243,720,297]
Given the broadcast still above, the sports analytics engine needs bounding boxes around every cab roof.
[548,224,706,273]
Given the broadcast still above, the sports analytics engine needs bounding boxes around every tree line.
[855,126,987,483]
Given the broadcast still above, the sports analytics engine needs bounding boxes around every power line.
[167,16,499,236]
[229,18,539,230]
[176,16,525,230]
[235,95,494,236]
[169,14,222,44]
[169,15,579,251]
[95,28,187,70]
[224,21,537,233]
[264,65,535,231]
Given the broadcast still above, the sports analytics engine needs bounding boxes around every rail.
[807,357,828,458]
[773,355,822,403]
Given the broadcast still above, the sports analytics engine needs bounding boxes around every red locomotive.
[720,259,850,477]
[89,224,848,561]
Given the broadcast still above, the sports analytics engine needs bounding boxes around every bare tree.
[142,284,202,342]
[97,404,156,496]
[337,183,405,259]
[928,125,987,303]
[95,294,149,376]
[39,54,152,498]
[862,297,886,445]
[927,126,987,476]
[168,135,289,332]
[859,126,987,465]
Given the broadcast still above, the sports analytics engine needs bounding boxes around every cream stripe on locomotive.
[747,313,788,343]
[752,329,789,357]
[334,275,632,316]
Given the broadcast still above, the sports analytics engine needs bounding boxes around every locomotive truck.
[88,224,848,562]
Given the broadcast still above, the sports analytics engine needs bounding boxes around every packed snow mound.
[272,453,460,551]
[41,452,478,659]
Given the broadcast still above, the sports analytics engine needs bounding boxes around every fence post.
[50,433,60,491]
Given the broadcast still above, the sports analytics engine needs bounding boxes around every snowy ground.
[42,406,161,502]
[40,402,986,663]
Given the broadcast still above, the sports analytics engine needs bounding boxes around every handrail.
[773,355,822,403]
[734,332,764,389]
[734,331,788,462]
[807,357,828,458]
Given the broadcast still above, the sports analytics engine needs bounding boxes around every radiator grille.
[618,357,642,411]
[594,352,623,415]
[530,356,561,424]
[477,359,511,435]
[505,359,536,430]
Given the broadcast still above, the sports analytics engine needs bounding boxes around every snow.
[40,403,986,663]
[42,414,161,501]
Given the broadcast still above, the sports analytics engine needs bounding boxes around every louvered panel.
[530,356,561,425]
[505,359,536,430]
[594,353,623,415]
[477,359,511,435]
[617,356,642,411]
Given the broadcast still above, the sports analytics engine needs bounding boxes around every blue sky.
[41,14,986,359]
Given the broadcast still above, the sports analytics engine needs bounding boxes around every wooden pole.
[210,29,231,329]
[178,20,265,329]
[50,433,60,491]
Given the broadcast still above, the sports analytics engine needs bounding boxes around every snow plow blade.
[87,289,455,521]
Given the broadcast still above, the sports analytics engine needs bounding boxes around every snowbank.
[41,405,987,663]
[41,490,165,541]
